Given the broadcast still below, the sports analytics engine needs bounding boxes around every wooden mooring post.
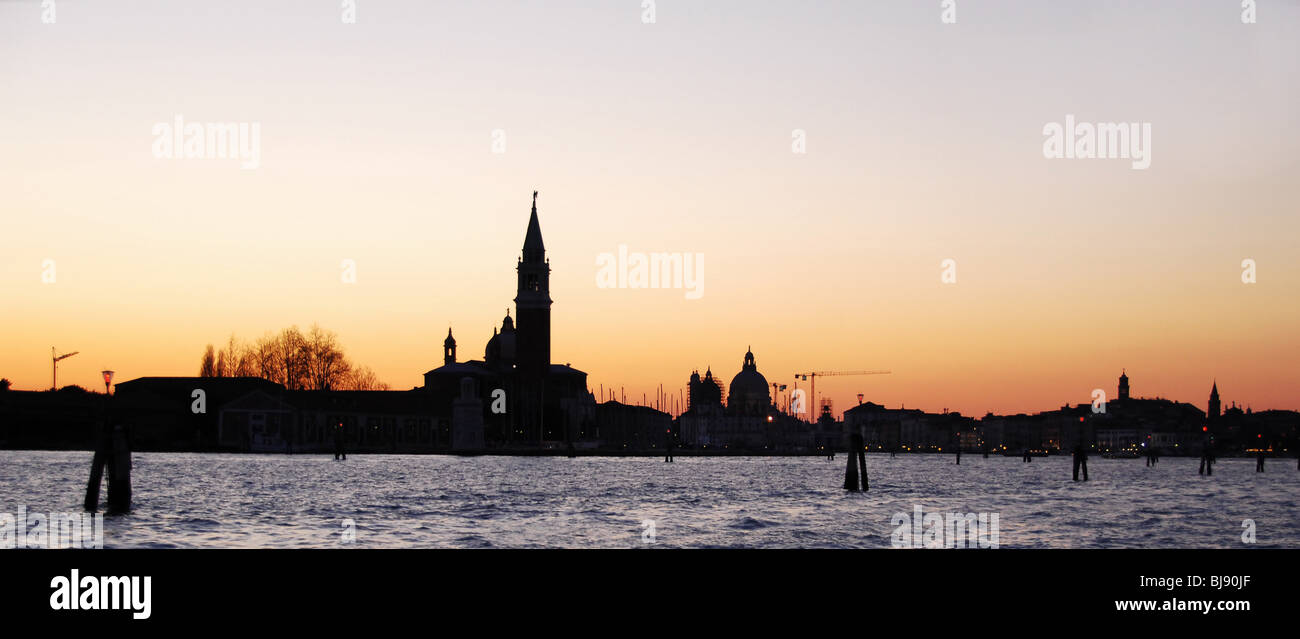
[1199,448,1215,476]
[1071,443,1088,481]
[84,409,131,514]
[333,422,347,460]
[843,432,867,491]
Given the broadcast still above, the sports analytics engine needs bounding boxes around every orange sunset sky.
[2,1,1297,417]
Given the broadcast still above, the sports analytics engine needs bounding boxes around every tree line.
[198,324,389,391]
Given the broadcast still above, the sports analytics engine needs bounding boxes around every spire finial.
[532,190,538,210]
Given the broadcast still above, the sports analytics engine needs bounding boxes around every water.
[2,451,1297,548]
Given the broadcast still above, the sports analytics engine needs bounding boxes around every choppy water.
[2,451,1297,548]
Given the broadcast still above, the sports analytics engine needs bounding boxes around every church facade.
[421,193,594,447]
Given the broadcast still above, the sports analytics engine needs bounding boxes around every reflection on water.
[2,451,1297,548]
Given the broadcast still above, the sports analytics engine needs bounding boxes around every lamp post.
[101,370,114,396]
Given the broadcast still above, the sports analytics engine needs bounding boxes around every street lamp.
[101,370,114,395]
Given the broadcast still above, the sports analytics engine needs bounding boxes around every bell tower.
[515,191,552,442]
[515,190,552,374]
[443,328,456,366]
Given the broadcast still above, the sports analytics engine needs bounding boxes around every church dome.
[727,347,770,416]
[485,328,500,363]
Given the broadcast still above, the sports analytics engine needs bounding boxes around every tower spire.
[522,190,545,262]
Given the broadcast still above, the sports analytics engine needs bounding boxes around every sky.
[1,0,1297,417]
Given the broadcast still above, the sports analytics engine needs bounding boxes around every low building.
[218,388,437,453]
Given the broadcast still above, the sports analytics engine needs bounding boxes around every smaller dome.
[485,329,500,363]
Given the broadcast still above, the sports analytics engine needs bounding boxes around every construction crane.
[793,370,890,421]
[770,382,789,413]
[52,347,79,390]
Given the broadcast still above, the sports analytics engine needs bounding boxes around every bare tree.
[253,333,281,383]
[222,334,255,377]
[199,344,217,377]
[277,326,308,390]
[233,349,256,377]
[305,324,350,390]
[199,324,386,391]
[342,365,389,391]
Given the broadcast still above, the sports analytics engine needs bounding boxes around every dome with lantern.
[727,347,771,416]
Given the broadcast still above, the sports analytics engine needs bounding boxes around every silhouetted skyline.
[2,1,1297,418]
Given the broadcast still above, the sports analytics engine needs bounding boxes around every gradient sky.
[2,0,1297,417]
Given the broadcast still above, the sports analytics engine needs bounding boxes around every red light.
[1079,417,1084,422]
[1202,427,1207,432]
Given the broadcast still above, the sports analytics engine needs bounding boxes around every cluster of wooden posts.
[838,429,1296,491]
